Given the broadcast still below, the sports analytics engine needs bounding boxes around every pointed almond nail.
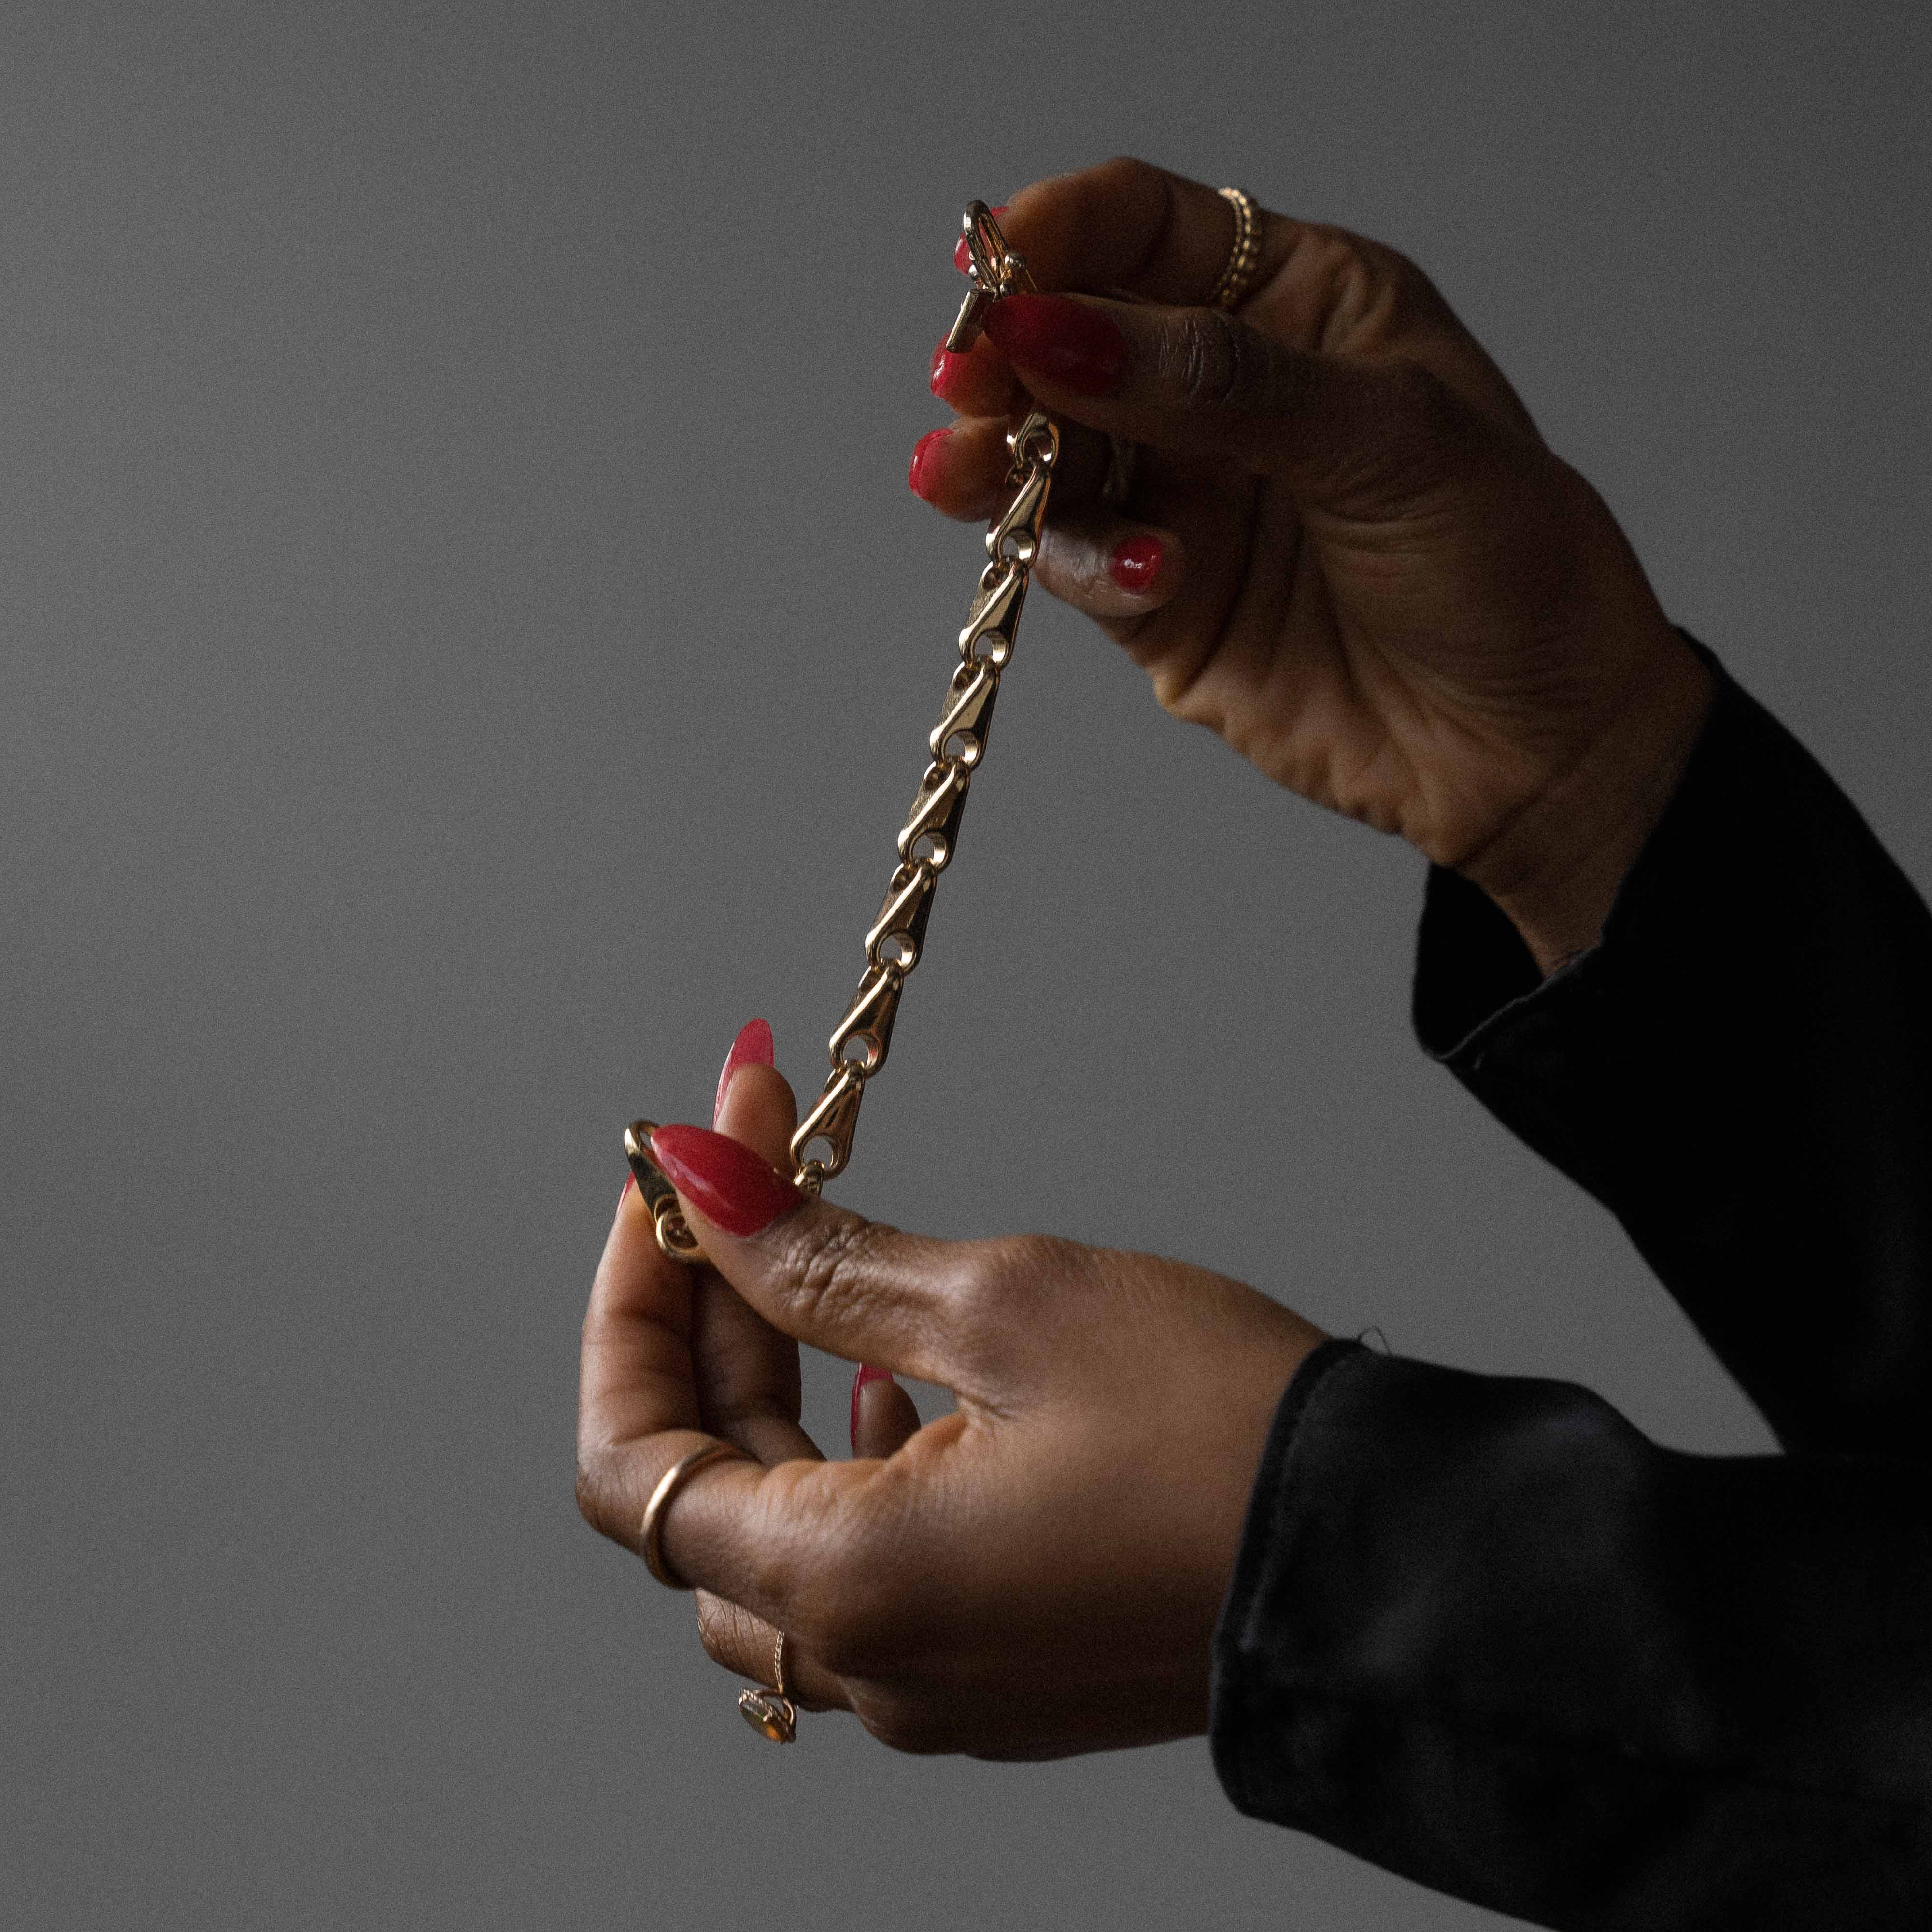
[648,1124,801,1237]
[981,293,1126,396]
[850,1363,895,1453]
[714,1018,775,1124]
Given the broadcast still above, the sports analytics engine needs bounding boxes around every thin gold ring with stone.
[738,1630,799,1743]
[1209,186,1262,311]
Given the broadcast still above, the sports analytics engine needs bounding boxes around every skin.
[924,156,1711,971]
[577,156,1714,1755]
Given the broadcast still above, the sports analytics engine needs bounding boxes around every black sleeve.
[1210,1342,1932,1930]
[1411,653,1932,1457]
[1206,663,1932,1921]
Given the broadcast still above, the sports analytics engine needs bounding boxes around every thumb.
[645,1123,984,1392]
[980,290,1470,509]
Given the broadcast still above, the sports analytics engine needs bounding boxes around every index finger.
[644,1122,999,1394]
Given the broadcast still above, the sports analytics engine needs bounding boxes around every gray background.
[4,2,1928,1926]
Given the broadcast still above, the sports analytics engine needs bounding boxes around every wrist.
[1460,624,1714,975]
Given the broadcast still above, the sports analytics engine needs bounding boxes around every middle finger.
[909,413,1113,523]
[694,1050,821,1466]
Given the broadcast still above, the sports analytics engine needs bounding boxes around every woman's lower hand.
[917,158,1712,971]
[577,1052,1325,1757]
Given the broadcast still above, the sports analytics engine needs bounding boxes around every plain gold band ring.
[1209,186,1262,311]
[640,1441,749,1589]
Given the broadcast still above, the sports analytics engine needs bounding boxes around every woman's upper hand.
[916,157,1712,972]
[576,1058,1325,1758]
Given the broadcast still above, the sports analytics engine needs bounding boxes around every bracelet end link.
[624,1119,709,1265]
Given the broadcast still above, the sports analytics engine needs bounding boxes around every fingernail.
[713,1017,774,1124]
[981,294,1126,397]
[648,1123,801,1237]
[909,426,951,501]
[930,340,971,405]
[1108,532,1163,593]
[850,1363,895,1453]
[619,1173,635,1205]
[953,205,1008,274]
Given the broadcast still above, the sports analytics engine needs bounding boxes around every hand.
[576,1052,1325,1758]
[916,158,1713,971]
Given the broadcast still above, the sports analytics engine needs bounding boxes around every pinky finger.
[695,1592,850,1716]
[1036,511,1186,620]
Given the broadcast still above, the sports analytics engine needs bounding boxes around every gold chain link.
[628,203,1054,1260]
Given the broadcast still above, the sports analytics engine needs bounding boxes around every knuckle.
[1073,154,1163,223]
[1168,310,1272,415]
[793,1588,868,1674]
[798,1565,895,1676]
[781,1210,900,1331]
[694,1592,756,1671]
[573,1445,624,1545]
[860,1701,953,1757]
[1329,247,1387,340]
[1301,227,1410,347]
[782,1578,841,1660]
[786,1516,909,1675]
[735,1479,813,1611]
[964,1232,1081,1321]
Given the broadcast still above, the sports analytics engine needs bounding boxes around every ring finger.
[695,1592,852,1714]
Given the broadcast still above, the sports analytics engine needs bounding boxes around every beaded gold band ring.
[1209,186,1263,311]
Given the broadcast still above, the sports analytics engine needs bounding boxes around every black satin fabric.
[1208,662,1932,1928]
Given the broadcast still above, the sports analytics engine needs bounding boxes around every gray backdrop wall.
[5,2,1928,1927]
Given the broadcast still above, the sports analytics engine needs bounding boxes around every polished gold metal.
[737,1685,797,1742]
[624,1120,708,1264]
[788,400,1054,1192]
[640,1441,749,1589]
[1209,186,1262,311]
[945,199,1037,353]
[737,1629,798,1743]
[623,203,1057,1234]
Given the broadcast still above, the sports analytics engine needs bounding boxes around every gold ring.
[640,1441,749,1589]
[738,1629,798,1743]
[1208,187,1262,311]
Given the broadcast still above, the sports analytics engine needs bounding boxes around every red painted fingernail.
[1108,532,1163,593]
[909,426,951,501]
[713,1017,774,1124]
[953,205,1008,274]
[648,1124,802,1237]
[930,340,970,404]
[981,294,1126,396]
[850,1363,895,1453]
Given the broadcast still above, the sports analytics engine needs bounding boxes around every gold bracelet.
[626,203,1054,1262]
